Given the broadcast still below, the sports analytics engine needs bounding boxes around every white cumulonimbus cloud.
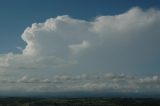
[0,7,160,93]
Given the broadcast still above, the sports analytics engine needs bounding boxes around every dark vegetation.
[0,97,159,106]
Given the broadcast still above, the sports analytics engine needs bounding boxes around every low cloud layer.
[0,7,160,93]
[0,73,160,93]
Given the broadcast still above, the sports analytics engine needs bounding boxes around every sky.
[0,0,160,96]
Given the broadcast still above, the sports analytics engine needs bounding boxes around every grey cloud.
[0,74,159,93]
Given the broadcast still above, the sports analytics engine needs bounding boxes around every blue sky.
[0,0,160,96]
